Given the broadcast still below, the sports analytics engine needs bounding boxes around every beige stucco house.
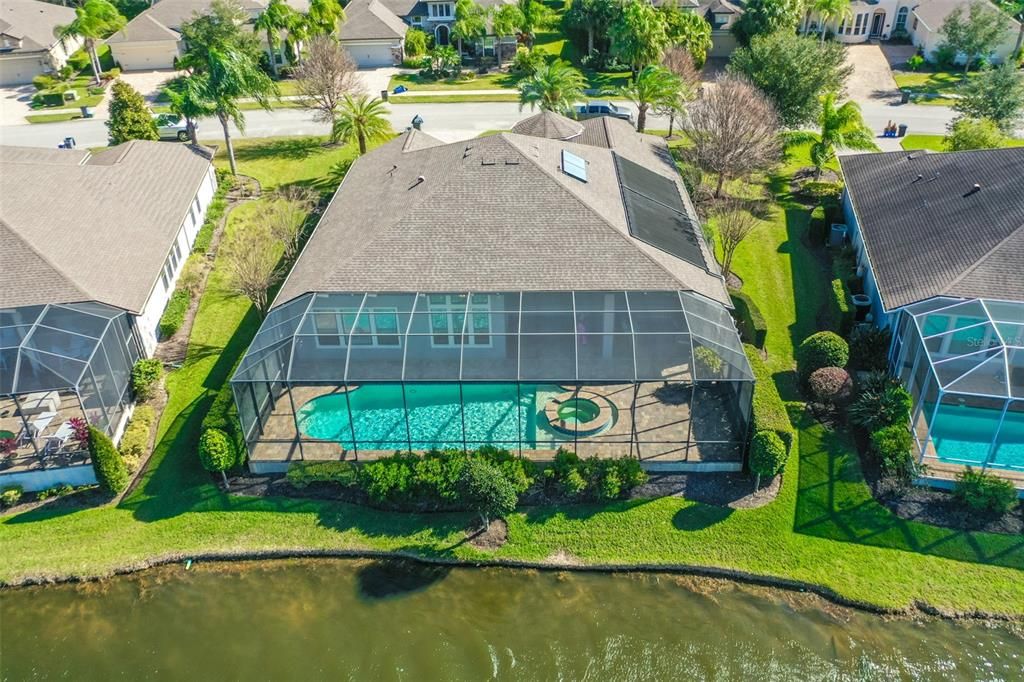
[0,0,82,86]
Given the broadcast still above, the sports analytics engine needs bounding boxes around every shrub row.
[729,290,767,350]
[158,289,190,339]
[193,172,233,253]
[286,461,359,488]
[547,449,648,500]
[954,468,1019,516]
[201,372,245,461]
[119,405,156,473]
[131,358,163,402]
[743,344,794,454]
[89,426,129,495]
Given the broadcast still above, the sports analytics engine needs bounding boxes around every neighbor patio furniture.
[43,421,75,455]
[17,391,60,417]
[27,411,57,442]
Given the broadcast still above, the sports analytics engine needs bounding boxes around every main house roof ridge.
[0,219,90,304]
[941,218,1024,296]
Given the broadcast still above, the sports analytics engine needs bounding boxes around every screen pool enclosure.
[892,297,1024,474]
[231,291,755,468]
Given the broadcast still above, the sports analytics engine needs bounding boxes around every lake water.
[2,559,1022,681]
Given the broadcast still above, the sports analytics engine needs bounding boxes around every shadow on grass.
[521,497,655,525]
[792,409,1024,569]
[231,137,326,162]
[672,503,733,530]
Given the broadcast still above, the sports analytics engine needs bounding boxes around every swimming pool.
[929,404,1024,470]
[296,383,569,450]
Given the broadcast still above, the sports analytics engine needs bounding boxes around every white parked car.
[153,113,194,142]
[573,101,633,123]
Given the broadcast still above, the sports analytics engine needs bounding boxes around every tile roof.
[839,148,1024,310]
[277,125,729,307]
[339,0,409,41]
[0,141,214,313]
[0,0,76,54]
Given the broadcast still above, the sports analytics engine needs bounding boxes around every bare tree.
[713,199,761,281]
[294,36,357,144]
[662,46,701,91]
[221,222,282,317]
[682,74,782,198]
[264,186,318,262]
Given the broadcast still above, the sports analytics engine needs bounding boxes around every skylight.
[561,149,587,182]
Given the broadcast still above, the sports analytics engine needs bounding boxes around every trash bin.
[852,294,872,321]
[411,114,424,130]
[394,85,408,94]
[897,123,908,137]
[80,106,93,119]
[900,90,910,104]
[829,223,848,248]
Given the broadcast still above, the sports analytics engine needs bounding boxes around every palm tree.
[307,0,346,36]
[491,4,523,67]
[255,0,296,77]
[814,0,852,42]
[516,0,554,48]
[54,0,125,85]
[332,94,391,154]
[166,76,215,146]
[451,0,487,58]
[518,59,586,115]
[194,46,278,175]
[617,65,683,133]
[999,0,1024,55]
[810,94,878,178]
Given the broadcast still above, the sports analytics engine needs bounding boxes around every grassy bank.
[901,134,1024,152]
[1,137,1022,616]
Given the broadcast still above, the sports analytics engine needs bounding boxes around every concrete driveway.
[844,44,900,103]
[117,69,182,104]
[0,84,37,126]
[353,67,399,97]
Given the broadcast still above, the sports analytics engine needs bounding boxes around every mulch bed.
[2,486,110,517]
[467,518,508,549]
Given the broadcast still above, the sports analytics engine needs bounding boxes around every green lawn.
[391,93,520,103]
[388,72,520,91]
[1,137,1023,615]
[893,68,977,105]
[25,112,85,124]
[901,134,1024,152]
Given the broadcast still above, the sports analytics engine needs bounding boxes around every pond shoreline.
[3,547,1020,624]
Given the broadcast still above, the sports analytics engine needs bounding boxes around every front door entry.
[870,12,884,37]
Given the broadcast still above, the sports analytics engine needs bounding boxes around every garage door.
[345,43,395,68]
[111,42,180,71]
[0,56,45,86]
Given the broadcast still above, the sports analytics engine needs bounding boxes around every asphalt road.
[0,98,967,151]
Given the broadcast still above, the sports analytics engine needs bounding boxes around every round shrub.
[1,485,23,508]
[198,428,236,485]
[953,467,1018,516]
[808,366,853,405]
[869,424,915,479]
[749,430,786,489]
[89,426,129,495]
[797,331,849,378]
[131,358,164,402]
[460,458,517,528]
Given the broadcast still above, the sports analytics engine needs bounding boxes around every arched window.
[895,6,909,30]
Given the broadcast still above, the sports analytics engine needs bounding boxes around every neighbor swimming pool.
[296,383,571,450]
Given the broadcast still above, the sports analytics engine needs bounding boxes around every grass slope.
[1,138,1022,615]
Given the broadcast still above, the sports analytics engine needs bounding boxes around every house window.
[895,6,908,30]
[411,15,423,25]
[854,13,864,35]
[427,294,491,347]
[429,3,453,18]
[314,307,400,348]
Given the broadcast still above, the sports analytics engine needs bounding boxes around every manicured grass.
[25,112,84,124]
[202,135,364,194]
[238,98,304,111]
[391,93,520,103]
[901,134,1024,152]
[388,72,520,91]
[893,68,976,105]
[2,136,1022,616]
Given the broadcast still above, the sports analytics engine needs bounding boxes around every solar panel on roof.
[614,154,709,271]
[561,149,587,182]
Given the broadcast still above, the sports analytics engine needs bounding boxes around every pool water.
[929,403,1024,469]
[297,384,567,450]
[557,398,601,425]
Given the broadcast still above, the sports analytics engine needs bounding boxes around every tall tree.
[332,94,392,154]
[221,222,282,317]
[944,116,1006,150]
[106,79,158,144]
[306,0,346,36]
[562,0,620,57]
[659,3,713,67]
[295,36,357,143]
[713,199,760,281]
[660,46,700,136]
[194,46,278,175]
[997,0,1024,56]
[682,74,782,198]
[492,4,524,66]
[810,94,877,178]
[452,0,487,57]
[165,75,215,145]
[54,0,126,85]
[617,64,683,133]
[940,1,1011,73]
[517,0,555,48]
[731,0,802,46]
[254,0,297,77]
[517,58,586,114]
[954,63,1024,132]
[813,0,852,42]
[179,0,260,72]
[728,31,852,127]
[611,1,670,71]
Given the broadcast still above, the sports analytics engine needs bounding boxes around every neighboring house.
[106,0,310,71]
[804,0,1020,65]
[698,0,743,59]
[0,142,217,492]
[231,112,755,475]
[838,148,1024,487]
[0,0,82,86]
[340,0,518,67]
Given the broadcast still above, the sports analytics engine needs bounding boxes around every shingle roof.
[912,0,1021,32]
[277,126,728,307]
[339,0,408,41]
[839,148,1024,310]
[107,0,310,44]
[511,111,584,141]
[0,0,76,54]
[0,142,214,313]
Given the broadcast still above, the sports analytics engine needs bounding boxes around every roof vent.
[964,183,982,197]
[410,175,425,189]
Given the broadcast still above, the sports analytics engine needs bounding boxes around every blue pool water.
[297,384,567,450]
[930,404,1024,470]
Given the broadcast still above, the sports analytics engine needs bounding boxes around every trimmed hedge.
[131,358,163,402]
[201,376,245,464]
[119,404,155,472]
[193,171,234,253]
[286,461,358,488]
[869,424,915,479]
[198,428,236,479]
[89,425,129,495]
[797,331,849,379]
[750,430,787,486]
[953,467,1018,516]
[546,449,647,500]
[729,290,767,349]
[158,289,190,339]
[830,278,852,334]
[742,344,794,453]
